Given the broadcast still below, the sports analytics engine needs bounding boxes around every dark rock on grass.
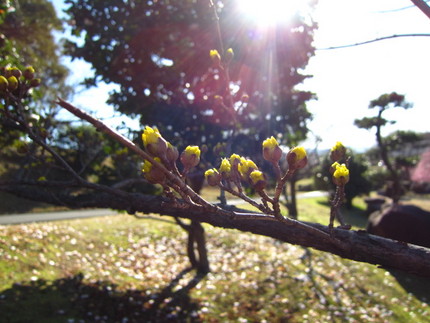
[367,204,430,248]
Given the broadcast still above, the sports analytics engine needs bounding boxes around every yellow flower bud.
[330,141,346,162]
[249,170,266,191]
[0,75,8,91]
[7,76,18,91]
[230,154,241,167]
[209,49,221,65]
[5,67,21,78]
[166,142,179,163]
[219,158,231,179]
[205,168,221,186]
[220,158,231,173]
[330,162,340,175]
[23,66,35,80]
[286,146,307,170]
[142,126,160,147]
[332,163,349,186]
[225,48,234,63]
[142,126,167,157]
[142,157,165,184]
[30,78,41,87]
[238,158,258,178]
[262,136,282,163]
[180,145,201,170]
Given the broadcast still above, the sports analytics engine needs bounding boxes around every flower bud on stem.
[180,145,201,176]
[328,143,351,232]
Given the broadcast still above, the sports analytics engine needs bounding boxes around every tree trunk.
[376,110,402,203]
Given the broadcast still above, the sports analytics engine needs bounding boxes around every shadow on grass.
[0,268,205,323]
[388,270,430,305]
[0,191,61,215]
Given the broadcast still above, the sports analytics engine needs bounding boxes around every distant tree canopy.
[0,0,71,149]
[64,0,317,154]
[0,0,150,198]
[0,0,70,103]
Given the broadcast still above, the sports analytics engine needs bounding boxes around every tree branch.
[56,98,214,210]
[317,33,430,50]
[2,182,430,277]
[50,99,430,277]
[410,0,430,20]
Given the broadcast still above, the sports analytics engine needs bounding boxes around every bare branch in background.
[318,33,430,50]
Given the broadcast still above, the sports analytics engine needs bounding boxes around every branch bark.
[2,182,430,277]
[410,0,430,20]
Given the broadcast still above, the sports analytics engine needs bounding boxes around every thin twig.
[318,33,430,51]
[56,98,215,209]
[219,183,273,214]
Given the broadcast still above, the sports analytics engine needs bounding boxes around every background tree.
[354,92,413,203]
[0,0,70,105]
[63,0,318,217]
[0,0,71,154]
[0,0,154,213]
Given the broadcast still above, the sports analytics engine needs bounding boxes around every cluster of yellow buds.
[262,136,308,171]
[0,66,41,96]
[141,126,201,184]
[204,137,308,193]
[209,48,234,67]
[205,153,266,191]
[329,141,349,186]
[238,157,258,180]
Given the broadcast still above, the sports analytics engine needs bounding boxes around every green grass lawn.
[1,195,429,322]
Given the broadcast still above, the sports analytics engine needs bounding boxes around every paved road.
[0,191,328,225]
[0,209,120,225]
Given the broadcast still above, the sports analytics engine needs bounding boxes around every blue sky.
[52,0,430,152]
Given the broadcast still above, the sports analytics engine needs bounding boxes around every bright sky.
[302,0,430,151]
[53,0,430,152]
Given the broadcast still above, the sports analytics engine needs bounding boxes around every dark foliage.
[64,0,317,152]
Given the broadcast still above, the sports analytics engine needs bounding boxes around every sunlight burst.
[237,0,306,26]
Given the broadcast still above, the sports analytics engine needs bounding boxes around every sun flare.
[237,0,306,26]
